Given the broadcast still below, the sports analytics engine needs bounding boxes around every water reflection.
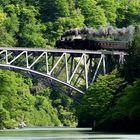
[0,128,140,140]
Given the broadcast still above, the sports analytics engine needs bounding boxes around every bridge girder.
[0,47,126,101]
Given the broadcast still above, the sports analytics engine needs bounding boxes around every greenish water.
[0,128,140,140]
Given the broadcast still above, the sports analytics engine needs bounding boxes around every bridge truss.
[0,47,126,102]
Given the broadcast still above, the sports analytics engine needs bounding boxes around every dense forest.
[0,0,140,132]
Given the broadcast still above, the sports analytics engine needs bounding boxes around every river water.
[0,127,140,140]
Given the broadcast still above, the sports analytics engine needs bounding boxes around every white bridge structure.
[0,47,126,102]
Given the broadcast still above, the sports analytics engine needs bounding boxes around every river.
[0,127,140,140]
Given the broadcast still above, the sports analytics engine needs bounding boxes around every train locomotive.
[55,26,135,51]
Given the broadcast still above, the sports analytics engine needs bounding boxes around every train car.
[55,39,128,51]
[55,26,134,51]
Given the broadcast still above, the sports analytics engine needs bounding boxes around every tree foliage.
[117,0,140,27]
[97,79,140,132]
[0,0,140,131]
[0,0,140,47]
[77,70,125,127]
[40,0,70,22]
[77,0,107,27]
[97,0,118,25]
[0,10,16,47]
[122,27,140,82]
[0,70,61,128]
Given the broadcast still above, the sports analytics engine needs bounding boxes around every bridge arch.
[0,64,84,102]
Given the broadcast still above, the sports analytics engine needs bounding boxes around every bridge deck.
[0,47,126,55]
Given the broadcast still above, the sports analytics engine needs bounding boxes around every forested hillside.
[0,0,140,131]
[1,0,140,47]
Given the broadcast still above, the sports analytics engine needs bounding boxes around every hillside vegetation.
[0,0,140,131]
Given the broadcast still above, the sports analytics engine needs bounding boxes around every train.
[55,26,135,51]
[56,39,128,51]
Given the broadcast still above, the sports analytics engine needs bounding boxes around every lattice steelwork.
[0,47,126,101]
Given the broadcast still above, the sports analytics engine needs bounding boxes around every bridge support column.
[119,53,125,64]
[84,54,88,89]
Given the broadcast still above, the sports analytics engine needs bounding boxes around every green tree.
[0,70,62,128]
[122,27,140,83]
[46,9,84,46]
[4,3,48,48]
[77,70,125,127]
[40,0,70,22]
[97,0,118,25]
[50,90,78,127]
[117,80,140,121]
[0,10,16,47]
[0,108,10,129]
[117,0,140,27]
[99,79,140,132]
[77,0,107,27]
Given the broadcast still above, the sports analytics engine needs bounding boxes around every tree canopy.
[0,0,140,47]
[0,0,140,131]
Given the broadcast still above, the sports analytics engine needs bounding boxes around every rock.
[18,122,26,128]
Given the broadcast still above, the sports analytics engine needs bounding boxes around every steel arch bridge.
[0,47,126,102]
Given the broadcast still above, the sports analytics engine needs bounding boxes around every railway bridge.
[0,47,126,102]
